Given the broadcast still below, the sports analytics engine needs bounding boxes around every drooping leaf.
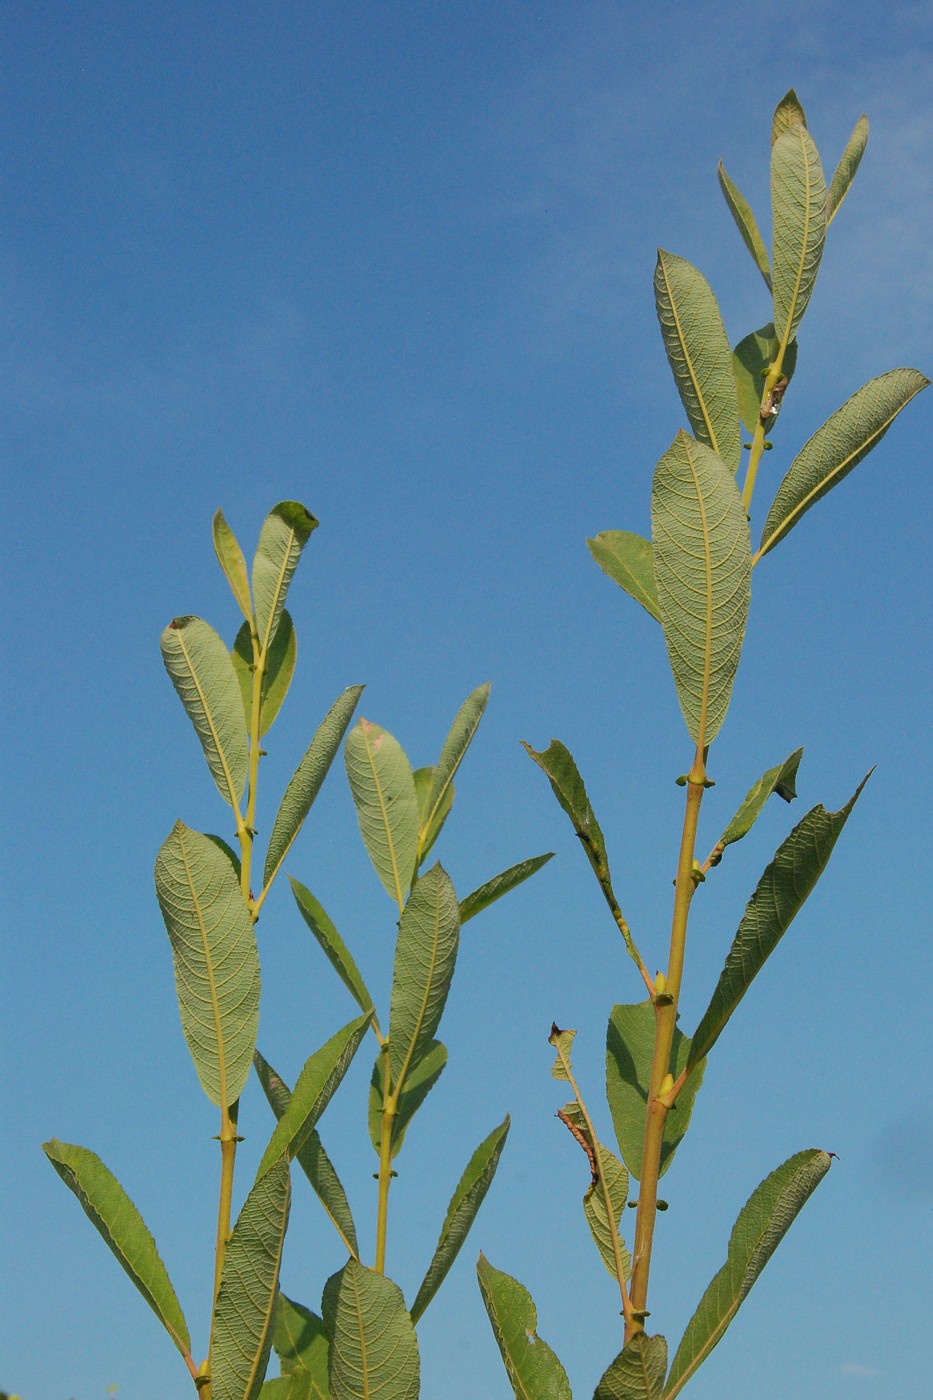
[711,747,803,862]
[263,686,365,890]
[232,611,297,738]
[289,879,375,1020]
[771,89,807,144]
[654,250,742,475]
[410,1116,510,1322]
[420,682,490,859]
[557,1106,631,1282]
[252,501,318,655]
[732,324,798,435]
[689,778,868,1070]
[586,531,661,622]
[42,1140,190,1359]
[155,821,260,1107]
[213,508,253,623]
[413,765,454,865]
[323,1258,419,1400]
[664,1150,831,1398]
[211,1157,291,1400]
[548,1023,576,1080]
[368,1039,448,1158]
[826,114,869,224]
[476,1255,572,1400]
[161,616,248,809]
[717,162,771,290]
[459,852,555,924]
[594,1333,668,1400]
[771,124,826,352]
[344,718,420,909]
[651,432,751,749]
[254,1050,359,1258]
[387,864,460,1090]
[270,1293,330,1394]
[606,1002,705,1180]
[256,1014,372,1179]
[757,368,929,559]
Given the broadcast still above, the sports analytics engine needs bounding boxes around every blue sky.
[2,3,931,1398]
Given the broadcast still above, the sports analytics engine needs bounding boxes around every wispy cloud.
[840,1362,883,1378]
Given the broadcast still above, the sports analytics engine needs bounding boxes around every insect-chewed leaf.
[368,1039,448,1159]
[771,124,826,351]
[654,250,742,475]
[345,718,420,909]
[211,1157,291,1400]
[289,879,375,1019]
[771,89,807,143]
[689,777,868,1070]
[476,1255,572,1400]
[594,1333,668,1400]
[155,821,259,1107]
[263,685,365,890]
[388,864,460,1089]
[582,1141,631,1282]
[587,531,661,621]
[664,1150,831,1398]
[732,324,798,435]
[42,1140,190,1359]
[714,747,803,859]
[323,1258,419,1400]
[410,1116,510,1322]
[757,368,929,560]
[548,1023,576,1080]
[717,162,771,290]
[459,852,554,924]
[232,611,297,738]
[651,432,751,749]
[213,508,253,622]
[161,615,248,808]
[420,683,490,859]
[826,114,869,224]
[606,1002,704,1180]
[252,501,318,655]
[270,1293,330,1394]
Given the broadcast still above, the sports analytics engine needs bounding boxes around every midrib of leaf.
[352,1281,370,1400]
[658,259,720,458]
[394,897,443,1095]
[179,829,230,1109]
[175,628,242,812]
[361,725,407,912]
[244,1203,288,1397]
[688,441,716,750]
[260,526,298,655]
[778,127,815,361]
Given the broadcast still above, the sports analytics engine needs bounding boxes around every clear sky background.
[3,3,931,1398]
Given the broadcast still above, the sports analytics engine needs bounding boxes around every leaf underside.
[387,863,460,1089]
[323,1258,420,1400]
[771,124,826,351]
[476,1254,572,1400]
[594,1332,668,1400]
[252,501,318,654]
[587,531,661,621]
[345,718,420,907]
[161,615,248,808]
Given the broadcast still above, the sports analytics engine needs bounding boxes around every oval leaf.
[232,611,297,738]
[459,852,554,924]
[476,1255,572,1400]
[594,1333,668,1400]
[213,508,253,623]
[388,863,460,1090]
[587,531,661,622]
[771,124,826,352]
[323,1258,419,1400]
[161,616,248,809]
[717,162,771,290]
[826,114,869,224]
[344,718,420,909]
[290,879,375,1019]
[252,501,318,655]
[606,1002,704,1180]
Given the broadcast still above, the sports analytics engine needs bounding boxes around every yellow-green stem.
[741,344,789,516]
[207,1098,240,1370]
[374,1045,394,1274]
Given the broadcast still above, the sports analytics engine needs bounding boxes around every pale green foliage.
[252,502,318,653]
[715,747,802,857]
[594,1334,668,1400]
[586,531,660,621]
[771,123,826,351]
[387,863,460,1087]
[459,852,554,923]
[368,1039,447,1159]
[161,615,248,808]
[323,1260,420,1400]
[476,1255,572,1400]
[232,611,297,737]
[826,114,869,222]
[716,163,771,290]
[344,718,420,907]
[289,879,375,1018]
[731,324,797,433]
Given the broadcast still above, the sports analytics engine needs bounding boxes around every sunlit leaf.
[712,747,803,862]
[213,508,253,623]
[826,114,869,224]
[771,89,807,144]
[606,1002,704,1180]
[732,324,798,435]
[345,718,420,908]
[232,611,297,738]
[558,1105,631,1282]
[289,879,375,1019]
[413,765,454,865]
[368,1039,447,1159]
[161,615,248,809]
[323,1259,419,1400]
[771,124,826,352]
[594,1333,668,1400]
[587,531,661,621]
[420,683,490,859]
[548,1023,576,1080]
[717,163,771,290]
[270,1293,330,1396]
[388,864,460,1090]
[476,1255,572,1400]
[252,501,318,655]
[459,852,554,924]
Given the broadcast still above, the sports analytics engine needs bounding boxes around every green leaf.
[344,718,420,909]
[256,1013,372,1179]
[689,778,868,1070]
[323,1258,419,1400]
[548,1023,576,1080]
[271,1293,330,1395]
[263,685,365,890]
[586,531,661,622]
[651,432,751,749]
[654,250,742,475]
[155,821,260,1106]
[213,508,253,623]
[161,615,248,809]
[232,611,297,738]
[771,89,807,144]
[388,863,460,1090]
[826,114,869,224]
[290,879,375,1019]
[771,124,826,352]
[476,1255,572,1400]
[522,739,620,916]
[413,765,454,864]
[420,682,490,859]
[254,1050,359,1258]
[664,1150,831,1398]
[716,163,771,290]
[557,1107,631,1282]
[212,1157,291,1400]
[252,501,318,654]
[713,747,803,861]
[757,368,930,559]
[594,1334,668,1400]
[606,1003,704,1180]
[42,1140,190,1359]
[368,1039,447,1159]
[732,324,798,435]
[410,1116,510,1323]
[459,852,555,924]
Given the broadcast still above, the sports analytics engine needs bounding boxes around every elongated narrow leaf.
[595,1334,668,1400]
[388,864,460,1089]
[587,531,661,621]
[522,739,616,905]
[212,1157,291,1400]
[42,1140,190,1358]
[421,683,490,856]
[757,368,929,559]
[345,718,420,908]
[410,1117,510,1323]
[257,1014,372,1179]
[263,685,365,889]
[232,611,297,738]
[413,765,454,864]
[717,163,771,290]
[732,324,798,435]
[155,821,260,1106]
[826,114,869,223]
[665,1150,831,1397]
[477,1255,572,1400]
[213,508,254,622]
[161,616,248,808]
[771,124,826,351]
[254,1050,358,1258]
[771,89,807,144]
[651,432,750,749]
[558,1105,631,1282]
[606,1002,704,1180]
[713,748,803,861]
[654,250,741,475]
[290,879,375,1018]
[252,501,318,654]
[368,1039,447,1158]
[323,1259,419,1400]
[270,1293,330,1395]
[689,778,868,1070]
[459,852,554,924]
